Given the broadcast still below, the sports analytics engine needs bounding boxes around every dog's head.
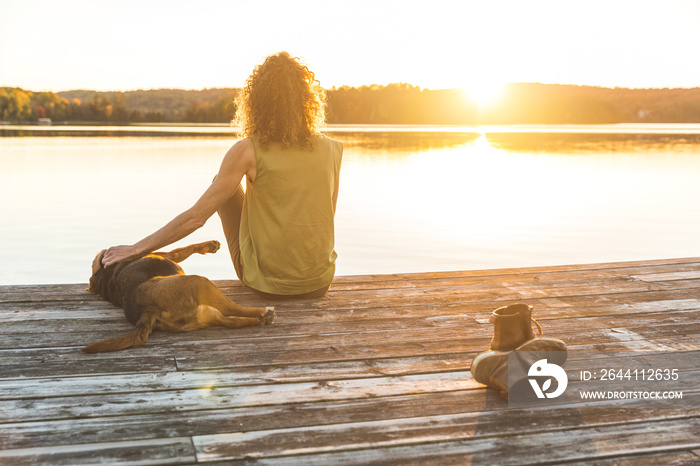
[87,249,107,293]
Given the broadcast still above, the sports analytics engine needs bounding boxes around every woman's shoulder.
[317,133,343,151]
[223,137,256,170]
[225,137,255,157]
[234,137,255,150]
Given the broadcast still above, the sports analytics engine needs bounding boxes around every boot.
[486,349,561,400]
[470,303,567,391]
[490,303,540,352]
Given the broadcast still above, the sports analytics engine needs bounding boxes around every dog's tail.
[82,313,157,353]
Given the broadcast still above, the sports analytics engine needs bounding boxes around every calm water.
[1,124,700,285]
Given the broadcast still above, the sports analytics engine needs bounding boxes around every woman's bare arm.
[101,139,256,267]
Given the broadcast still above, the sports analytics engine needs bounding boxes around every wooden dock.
[1,257,699,465]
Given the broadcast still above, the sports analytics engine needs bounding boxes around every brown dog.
[84,240,275,353]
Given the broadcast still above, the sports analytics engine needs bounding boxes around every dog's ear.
[88,250,107,293]
[91,250,107,276]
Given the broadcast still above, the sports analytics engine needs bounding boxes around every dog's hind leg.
[198,280,275,324]
[156,240,221,263]
[212,295,276,325]
[196,305,266,328]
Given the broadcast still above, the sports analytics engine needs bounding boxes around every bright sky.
[2,0,699,92]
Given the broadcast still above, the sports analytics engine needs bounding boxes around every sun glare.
[462,81,506,108]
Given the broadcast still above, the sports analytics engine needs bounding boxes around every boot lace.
[532,316,543,335]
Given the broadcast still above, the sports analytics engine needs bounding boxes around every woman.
[102,52,343,299]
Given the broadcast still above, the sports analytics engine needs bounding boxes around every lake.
[1,124,700,285]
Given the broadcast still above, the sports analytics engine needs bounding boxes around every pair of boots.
[470,303,567,399]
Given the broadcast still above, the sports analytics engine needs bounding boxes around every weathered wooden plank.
[192,410,700,463]
[0,437,195,466]
[0,372,478,423]
[0,390,484,451]
[632,270,700,282]
[393,449,700,466]
[565,451,700,466]
[474,297,700,325]
[0,354,469,400]
[380,256,700,283]
[452,273,657,294]
[0,354,177,379]
[648,278,700,291]
[501,277,655,299]
[394,261,700,288]
[0,283,93,302]
[544,288,700,318]
[0,343,469,379]
[229,416,700,465]
[0,308,123,323]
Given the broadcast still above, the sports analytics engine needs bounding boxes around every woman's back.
[239,134,343,295]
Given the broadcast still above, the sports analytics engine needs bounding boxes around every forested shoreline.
[2,83,700,125]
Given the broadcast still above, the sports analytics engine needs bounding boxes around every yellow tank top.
[239,134,343,295]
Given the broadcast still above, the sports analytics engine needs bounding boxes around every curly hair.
[234,52,326,150]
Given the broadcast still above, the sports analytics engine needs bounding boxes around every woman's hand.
[102,245,140,268]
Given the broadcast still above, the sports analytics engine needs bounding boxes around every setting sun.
[461,80,506,108]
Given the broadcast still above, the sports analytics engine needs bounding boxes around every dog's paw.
[260,306,276,325]
[199,240,220,254]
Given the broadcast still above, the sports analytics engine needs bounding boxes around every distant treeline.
[2,83,700,125]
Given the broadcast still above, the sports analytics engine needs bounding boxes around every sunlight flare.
[461,80,505,108]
